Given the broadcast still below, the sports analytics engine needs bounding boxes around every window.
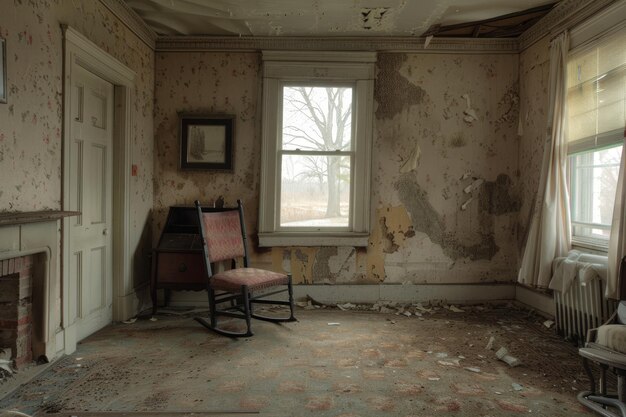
[567,27,626,249]
[258,52,376,247]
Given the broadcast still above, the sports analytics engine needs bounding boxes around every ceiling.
[125,0,557,37]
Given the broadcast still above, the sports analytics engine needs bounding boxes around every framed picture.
[0,37,6,104]
[179,114,234,171]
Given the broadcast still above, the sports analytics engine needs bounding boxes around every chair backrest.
[195,200,249,276]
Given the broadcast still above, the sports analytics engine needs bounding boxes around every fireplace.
[0,255,36,368]
[0,210,79,368]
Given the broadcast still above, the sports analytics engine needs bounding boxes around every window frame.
[258,51,376,247]
[566,24,626,252]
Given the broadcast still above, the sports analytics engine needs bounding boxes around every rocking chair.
[194,200,296,337]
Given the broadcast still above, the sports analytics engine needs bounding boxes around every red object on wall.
[132,164,138,177]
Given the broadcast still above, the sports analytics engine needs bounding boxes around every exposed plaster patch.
[395,174,500,261]
[461,94,478,124]
[312,247,338,283]
[380,217,399,254]
[399,142,421,173]
[290,247,318,284]
[368,205,415,282]
[495,83,520,128]
[375,54,426,120]
[395,174,444,245]
[480,174,521,215]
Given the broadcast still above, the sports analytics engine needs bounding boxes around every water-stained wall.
[370,53,521,284]
[154,50,523,285]
[0,2,155,287]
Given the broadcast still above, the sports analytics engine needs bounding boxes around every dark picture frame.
[179,114,234,171]
[0,37,6,104]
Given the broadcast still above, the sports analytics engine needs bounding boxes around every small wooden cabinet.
[151,206,207,313]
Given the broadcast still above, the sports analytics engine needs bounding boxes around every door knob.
[103,228,109,236]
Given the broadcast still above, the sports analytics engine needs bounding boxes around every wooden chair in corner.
[194,199,296,337]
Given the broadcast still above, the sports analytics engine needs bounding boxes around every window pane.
[569,145,623,241]
[280,155,350,228]
[281,86,353,151]
[567,28,626,146]
[597,70,626,134]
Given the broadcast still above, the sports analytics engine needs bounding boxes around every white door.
[68,64,114,341]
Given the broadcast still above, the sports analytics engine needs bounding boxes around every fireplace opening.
[0,253,46,373]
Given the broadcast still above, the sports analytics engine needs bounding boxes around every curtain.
[608,135,626,299]
[518,31,571,289]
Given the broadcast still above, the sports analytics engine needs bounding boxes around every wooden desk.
[151,206,207,314]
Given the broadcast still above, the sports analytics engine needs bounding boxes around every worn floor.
[0,306,593,416]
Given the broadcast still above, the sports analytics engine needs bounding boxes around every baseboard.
[515,284,555,317]
[162,283,517,307]
[114,282,150,321]
[62,323,77,355]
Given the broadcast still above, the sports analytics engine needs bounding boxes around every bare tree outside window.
[280,86,353,227]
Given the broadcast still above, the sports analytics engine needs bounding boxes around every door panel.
[68,64,114,341]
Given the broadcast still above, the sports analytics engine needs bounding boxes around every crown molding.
[156,36,518,54]
[99,0,157,49]
[519,0,619,50]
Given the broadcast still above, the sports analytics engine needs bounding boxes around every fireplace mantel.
[0,210,80,227]
[0,211,75,362]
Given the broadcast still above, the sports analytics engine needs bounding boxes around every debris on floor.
[486,336,496,350]
[496,346,522,367]
[543,319,555,329]
[0,349,13,380]
[295,298,525,320]
[0,308,589,416]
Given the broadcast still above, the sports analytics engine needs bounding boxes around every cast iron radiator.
[554,277,616,344]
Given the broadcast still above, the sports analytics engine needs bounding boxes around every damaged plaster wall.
[0,2,155,287]
[372,53,521,284]
[154,50,523,286]
[517,35,551,253]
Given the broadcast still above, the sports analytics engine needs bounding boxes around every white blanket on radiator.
[549,250,608,294]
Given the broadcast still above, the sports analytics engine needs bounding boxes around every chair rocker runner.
[194,199,296,337]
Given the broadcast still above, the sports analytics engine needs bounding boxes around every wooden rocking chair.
[194,200,296,337]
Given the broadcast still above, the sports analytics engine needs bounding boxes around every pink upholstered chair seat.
[210,268,289,292]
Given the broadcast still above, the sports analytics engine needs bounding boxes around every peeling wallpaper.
[154,51,524,285]
[372,53,521,284]
[0,2,155,287]
[518,36,551,253]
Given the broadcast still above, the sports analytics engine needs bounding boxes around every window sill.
[258,232,369,247]
[571,237,609,255]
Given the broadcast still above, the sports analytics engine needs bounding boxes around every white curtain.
[607,136,626,299]
[518,31,571,289]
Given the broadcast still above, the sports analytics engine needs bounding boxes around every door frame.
[61,26,135,354]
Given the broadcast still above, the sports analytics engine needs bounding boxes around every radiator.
[554,277,617,344]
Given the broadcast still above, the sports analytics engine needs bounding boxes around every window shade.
[567,27,626,155]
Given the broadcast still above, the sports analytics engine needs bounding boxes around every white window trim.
[258,51,376,247]
[566,8,626,252]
